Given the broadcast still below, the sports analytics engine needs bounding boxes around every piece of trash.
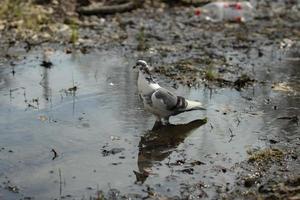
[272,82,294,93]
[40,61,53,68]
[6,185,19,193]
[195,1,254,22]
[280,38,294,49]
[109,82,114,86]
[38,115,48,122]
[102,148,125,157]
[110,136,120,141]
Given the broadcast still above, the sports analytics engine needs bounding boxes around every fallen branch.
[77,0,144,15]
[163,0,211,6]
[179,0,211,6]
[228,128,235,143]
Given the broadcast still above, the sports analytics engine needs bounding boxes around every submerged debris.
[101,148,125,157]
[60,85,78,96]
[272,82,295,93]
[6,185,19,193]
[40,60,53,68]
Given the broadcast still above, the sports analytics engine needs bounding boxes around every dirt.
[0,0,299,199]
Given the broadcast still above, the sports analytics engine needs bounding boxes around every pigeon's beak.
[132,65,137,69]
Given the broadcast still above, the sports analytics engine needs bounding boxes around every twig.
[51,149,58,160]
[236,117,241,127]
[228,128,235,143]
[179,0,211,6]
[59,168,62,196]
[77,0,144,15]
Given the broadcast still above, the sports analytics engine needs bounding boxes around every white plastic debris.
[195,1,254,22]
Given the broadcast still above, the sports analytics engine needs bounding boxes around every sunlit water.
[0,47,299,199]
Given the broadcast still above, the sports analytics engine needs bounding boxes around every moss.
[248,148,284,163]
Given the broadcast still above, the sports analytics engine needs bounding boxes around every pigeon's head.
[133,60,152,74]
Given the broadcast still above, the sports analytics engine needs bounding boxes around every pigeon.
[133,60,205,125]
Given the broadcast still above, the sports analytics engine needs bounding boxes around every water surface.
[0,47,299,199]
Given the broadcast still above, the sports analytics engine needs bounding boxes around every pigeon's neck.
[138,71,160,94]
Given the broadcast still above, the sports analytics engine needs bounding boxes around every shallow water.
[0,47,299,199]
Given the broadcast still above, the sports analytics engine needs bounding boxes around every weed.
[70,20,79,44]
[204,64,217,81]
[136,26,148,51]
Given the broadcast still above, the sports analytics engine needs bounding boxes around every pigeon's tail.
[185,100,206,111]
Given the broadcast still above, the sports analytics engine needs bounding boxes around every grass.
[0,0,51,31]
[70,19,79,44]
[136,26,148,51]
[0,0,23,20]
[204,64,218,81]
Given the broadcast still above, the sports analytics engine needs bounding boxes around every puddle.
[0,48,299,199]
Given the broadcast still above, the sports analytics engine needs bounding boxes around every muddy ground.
[0,0,299,199]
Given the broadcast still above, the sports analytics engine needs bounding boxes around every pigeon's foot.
[162,117,170,125]
[152,120,164,131]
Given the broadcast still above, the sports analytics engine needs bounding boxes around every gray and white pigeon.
[134,60,205,125]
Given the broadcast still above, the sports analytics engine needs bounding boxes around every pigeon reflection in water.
[134,119,207,183]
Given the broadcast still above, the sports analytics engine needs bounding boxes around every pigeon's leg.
[162,116,170,125]
[154,116,162,123]
[152,116,163,130]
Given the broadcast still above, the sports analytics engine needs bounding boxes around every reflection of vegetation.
[0,0,50,31]
[94,190,105,200]
[70,20,79,44]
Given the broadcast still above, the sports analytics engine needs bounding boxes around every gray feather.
[153,88,187,111]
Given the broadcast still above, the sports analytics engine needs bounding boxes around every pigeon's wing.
[151,88,187,111]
